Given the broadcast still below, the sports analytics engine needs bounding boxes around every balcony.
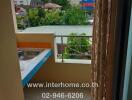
[15,32,92,100]
[16,33,92,85]
[13,0,93,99]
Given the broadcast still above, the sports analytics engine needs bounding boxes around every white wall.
[69,0,80,5]
[14,0,31,5]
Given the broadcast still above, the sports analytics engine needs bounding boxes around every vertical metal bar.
[61,36,64,62]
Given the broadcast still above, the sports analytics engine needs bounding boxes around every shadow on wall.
[31,57,91,83]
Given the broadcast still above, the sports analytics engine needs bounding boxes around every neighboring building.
[30,0,44,7]
[15,6,27,16]
[14,0,81,6]
[43,3,62,10]
[80,0,95,11]
[69,0,80,5]
[14,0,45,8]
[14,0,31,5]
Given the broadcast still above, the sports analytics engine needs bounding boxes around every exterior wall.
[69,0,80,5]
[16,33,54,49]
[16,33,91,83]
[14,0,31,5]
[0,0,24,100]
[14,0,81,6]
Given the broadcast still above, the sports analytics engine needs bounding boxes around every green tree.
[16,15,28,29]
[65,33,91,59]
[28,8,45,26]
[64,6,87,25]
[44,10,64,25]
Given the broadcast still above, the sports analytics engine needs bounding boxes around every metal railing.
[54,35,92,62]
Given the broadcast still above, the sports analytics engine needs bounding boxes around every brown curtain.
[91,0,118,100]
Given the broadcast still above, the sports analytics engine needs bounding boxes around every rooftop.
[18,25,93,36]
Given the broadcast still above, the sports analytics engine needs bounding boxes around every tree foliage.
[23,5,88,27]
[17,5,90,29]
[44,10,64,25]
[67,33,91,53]
[64,6,87,25]
[64,33,91,59]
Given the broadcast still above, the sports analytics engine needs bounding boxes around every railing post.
[61,35,64,62]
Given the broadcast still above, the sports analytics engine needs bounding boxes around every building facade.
[69,0,80,5]
[14,0,31,5]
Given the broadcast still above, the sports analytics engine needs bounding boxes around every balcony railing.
[54,35,92,63]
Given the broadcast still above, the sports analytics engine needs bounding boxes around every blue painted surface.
[80,0,95,10]
[81,7,94,10]
[80,0,95,3]
[22,50,52,86]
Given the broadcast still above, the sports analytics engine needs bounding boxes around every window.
[12,0,95,64]
[20,1,23,5]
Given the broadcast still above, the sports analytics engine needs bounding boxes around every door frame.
[113,0,132,100]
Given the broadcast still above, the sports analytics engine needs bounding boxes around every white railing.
[54,35,92,63]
